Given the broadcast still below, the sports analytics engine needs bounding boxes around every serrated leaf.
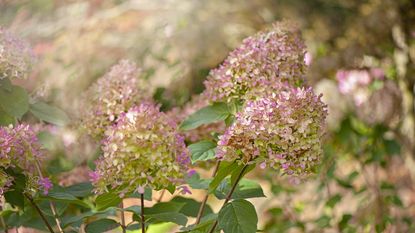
[189,140,217,163]
[30,101,70,126]
[85,218,120,233]
[180,103,230,130]
[0,84,29,118]
[218,200,258,233]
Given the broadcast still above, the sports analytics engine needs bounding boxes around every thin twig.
[140,193,145,233]
[24,193,54,233]
[195,161,221,224]
[34,160,64,233]
[156,190,166,203]
[120,201,126,233]
[208,163,250,233]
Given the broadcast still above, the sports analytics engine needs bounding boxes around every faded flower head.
[203,21,306,103]
[92,102,190,196]
[81,60,150,139]
[0,27,34,79]
[217,85,327,176]
[0,124,51,194]
[168,95,226,142]
[0,124,44,172]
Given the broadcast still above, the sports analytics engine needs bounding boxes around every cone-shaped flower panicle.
[81,60,150,139]
[91,102,190,196]
[0,27,34,79]
[203,21,306,103]
[168,95,226,142]
[217,85,327,176]
[0,124,51,194]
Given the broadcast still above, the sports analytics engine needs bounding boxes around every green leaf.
[4,169,27,208]
[39,201,68,217]
[95,192,122,211]
[186,173,211,190]
[0,84,29,118]
[209,162,239,193]
[230,164,255,186]
[215,179,266,200]
[180,102,230,130]
[0,107,15,125]
[44,187,90,208]
[62,212,95,228]
[189,140,217,163]
[65,182,94,198]
[218,200,258,233]
[126,202,185,216]
[30,101,70,126]
[325,194,342,208]
[171,196,213,218]
[180,214,217,233]
[147,212,188,226]
[146,202,185,214]
[338,214,353,231]
[85,218,120,233]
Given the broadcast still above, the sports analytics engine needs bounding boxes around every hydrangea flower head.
[81,60,150,139]
[0,27,34,79]
[92,102,190,196]
[203,21,306,103]
[217,85,327,176]
[0,124,51,193]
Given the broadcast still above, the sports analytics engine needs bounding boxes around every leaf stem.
[208,163,249,233]
[120,201,126,233]
[195,161,221,224]
[140,193,145,233]
[24,193,55,233]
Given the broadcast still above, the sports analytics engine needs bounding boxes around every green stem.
[195,161,221,224]
[208,163,249,233]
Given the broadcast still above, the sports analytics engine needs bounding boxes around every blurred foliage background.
[1,0,415,232]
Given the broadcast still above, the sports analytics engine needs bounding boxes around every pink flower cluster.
[91,102,190,196]
[0,27,34,79]
[203,21,306,103]
[81,60,150,139]
[217,85,327,175]
[0,124,52,195]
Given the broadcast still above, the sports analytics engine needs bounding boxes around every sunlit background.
[1,0,415,232]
